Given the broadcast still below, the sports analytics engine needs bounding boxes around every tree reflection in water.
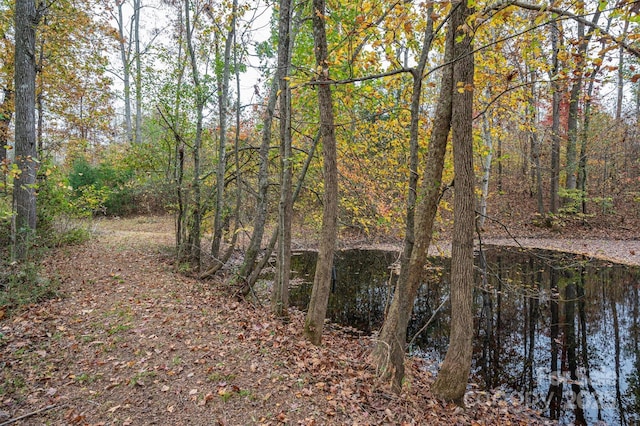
[288,247,640,425]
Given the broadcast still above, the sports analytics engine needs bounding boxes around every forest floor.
[1,215,638,425]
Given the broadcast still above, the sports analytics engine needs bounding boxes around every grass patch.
[107,323,132,335]
[0,262,60,316]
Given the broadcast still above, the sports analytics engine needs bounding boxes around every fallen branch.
[0,404,62,426]
[408,296,449,348]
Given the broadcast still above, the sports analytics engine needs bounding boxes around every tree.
[303,0,339,345]
[271,0,293,317]
[210,0,238,259]
[133,0,142,144]
[370,6,452,391]
[0,87,11,189]
[431,0,475,403]
[114,0,134,142]
[184,0,205,267]
[12,0,39,260]
[566,5,601,193]
[548,18,561,215]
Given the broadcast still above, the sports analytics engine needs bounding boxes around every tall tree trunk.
[526,67,544,213]
[236,77,278,285]
[271,0,293,318]
[211,0,237,258]
[616,19,629,121]
[134,0,142,144]
[0,87,12,194]
[170,5,187,257]
[245,132,319,292]
[237,11,302,287]
[478,88,493,229]
[13,0,39,261]
[117,0,133,142]
[304,0,339,345]
[401,6,435,271]
[431,0,475,403]
[370,9,453,392]
[565,36,581,193]
[185,0,203,267]
[567,8,600,194]
[549,19,561,215]
[36,27,44,155]
[577,13,605,215]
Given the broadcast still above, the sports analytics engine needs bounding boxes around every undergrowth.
[0,260,60,316]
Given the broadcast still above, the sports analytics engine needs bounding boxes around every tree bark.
[370,9,453,392]
[478,87,493,229]
[549,19,561,215]
[134,0,142,144]
[116,0,133,142]
[431,0,475,404]
[0,87,13,193]
[236,77,278,285]
[616,19,629,121]
[245,132,319,293]
[304,0,339,345]
[211,0,237,258]
[271,0,293,318]
[13,0,39,261]
[184,0,203,267]
[526,67,544,214]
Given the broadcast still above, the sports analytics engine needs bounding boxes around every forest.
[1,0,640,424]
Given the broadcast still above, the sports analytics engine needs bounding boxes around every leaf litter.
[0,216,554,425]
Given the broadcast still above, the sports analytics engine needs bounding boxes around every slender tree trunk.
[271,0,293,318]
[567,8,600,194]
[211,0,237,258]
[401,6,435,271]
[36,28,44,155]
[237,11,302,286]
[13,0,39,261]
[478,88,493,229]
[549,19,561,215]
[245,132,319,292]
[200,23,245,280]
[577,13,605,216]
[304,0,339,345]
[185,0,203,267]
[525,69,544,214]
[237,78,278,285]
[565,42,581,193]
[616,19,629,121]
[117,0,133,142]
[134,0,142,144]
[0,87,13,193]
[171,6,187,257]
[370,9,453,392]
[431,0,475,403]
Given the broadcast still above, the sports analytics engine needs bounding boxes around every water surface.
[288,247,640,425]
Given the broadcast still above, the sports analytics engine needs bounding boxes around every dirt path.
[482,237,640,266]
[0,217,556,425]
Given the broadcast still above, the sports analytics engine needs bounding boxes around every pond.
[287,247,640,425]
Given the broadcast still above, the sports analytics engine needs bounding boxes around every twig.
[408,296,449,348]
[475,210,525,250]
[0,404,63,426]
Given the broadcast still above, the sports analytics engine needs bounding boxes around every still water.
[288,247,640,425]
